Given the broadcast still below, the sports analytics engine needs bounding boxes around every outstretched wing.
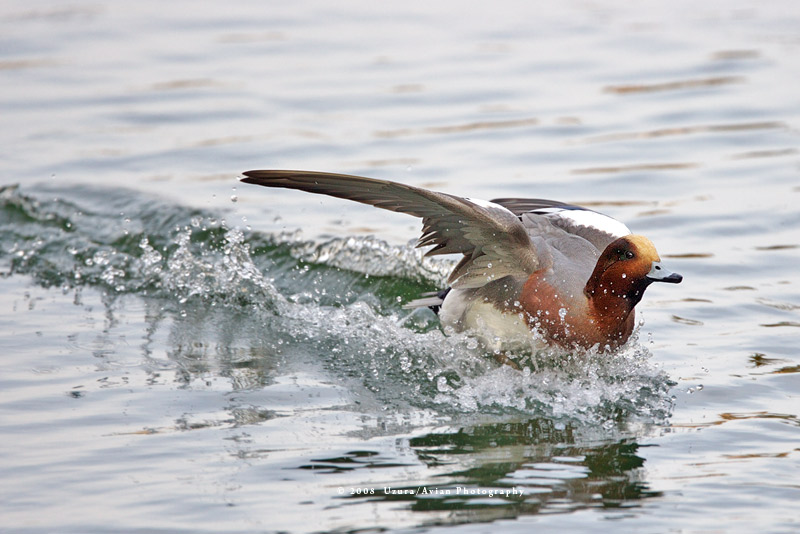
[242,170,540,287]
[490,197,631,252]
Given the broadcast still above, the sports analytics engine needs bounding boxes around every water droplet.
[436,376,451,392]
[230,195,238,203]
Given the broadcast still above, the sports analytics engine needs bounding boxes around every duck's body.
[241,170,682,352]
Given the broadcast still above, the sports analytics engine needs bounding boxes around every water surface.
[1,1,799,533]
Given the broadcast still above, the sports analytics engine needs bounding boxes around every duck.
[240,170,682,353]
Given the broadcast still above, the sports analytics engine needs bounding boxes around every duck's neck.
[583,276,642,347]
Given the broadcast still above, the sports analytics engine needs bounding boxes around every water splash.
[0,184,673,424]
[433,335,674,423]
[288,234,453,286]
[279,288,673,422]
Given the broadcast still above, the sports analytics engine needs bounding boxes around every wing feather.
[491,197,630,251]
[242,170,541,287]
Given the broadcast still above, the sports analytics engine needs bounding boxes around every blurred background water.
[1,1,799,533]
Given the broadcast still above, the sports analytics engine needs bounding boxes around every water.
[2,1,799,533]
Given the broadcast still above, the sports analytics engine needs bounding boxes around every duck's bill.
[646,261,683,284]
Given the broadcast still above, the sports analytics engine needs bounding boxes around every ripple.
[374,117,540,138]
[571,162,698,175]
[576,121,787,145]
[603,75,745,94]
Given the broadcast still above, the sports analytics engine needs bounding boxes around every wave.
[1,183,674,424]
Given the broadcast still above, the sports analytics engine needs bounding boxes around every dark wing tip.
[240,169,297,185]
[240,169,267,185]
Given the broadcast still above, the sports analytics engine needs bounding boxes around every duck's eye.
[618,249,634,260]
[625,250,635,260]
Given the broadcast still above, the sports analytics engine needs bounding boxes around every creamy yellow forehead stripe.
[625,235,661,262]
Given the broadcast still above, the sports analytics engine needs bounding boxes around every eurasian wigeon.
[241,170,682,353]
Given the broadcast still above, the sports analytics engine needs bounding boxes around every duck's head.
[585,235,682,308]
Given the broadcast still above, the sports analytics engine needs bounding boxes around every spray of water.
[0,184,674,424]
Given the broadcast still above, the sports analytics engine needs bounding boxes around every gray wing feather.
[489,198,578,215]
[491,197,630,252]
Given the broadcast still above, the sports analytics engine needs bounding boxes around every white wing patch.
[536,207,631,239]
